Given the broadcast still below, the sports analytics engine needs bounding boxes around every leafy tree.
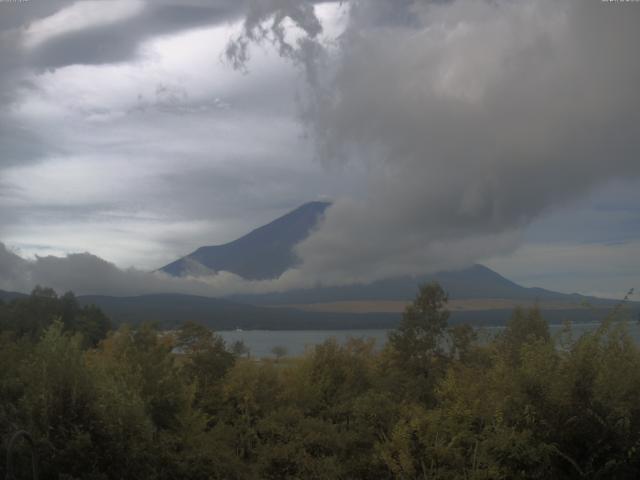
[271,345,288,362]
[0,288,111,346]
[384,282,452,403]
[175,321,235,414]
[231,339,251,358]
[73,304,111,347]
[388,282,450,369]
[499,306,551,362]
[18,321,99,478]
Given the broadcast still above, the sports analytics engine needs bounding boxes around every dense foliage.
[1,284,639,479]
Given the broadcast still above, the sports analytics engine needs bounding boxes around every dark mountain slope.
[160,201,330,280]
[228,264,614,306]
[0,290,28,302]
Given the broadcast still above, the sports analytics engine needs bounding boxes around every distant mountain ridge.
[161,201,330,280]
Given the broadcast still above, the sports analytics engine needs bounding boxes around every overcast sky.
[0,0,639,299]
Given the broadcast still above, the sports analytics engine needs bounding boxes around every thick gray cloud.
[229,0,640,283]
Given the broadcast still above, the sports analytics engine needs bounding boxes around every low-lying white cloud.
[0,242,315,297]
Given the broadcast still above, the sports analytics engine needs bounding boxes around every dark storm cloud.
[230,0,640,283]
[25,2,248,69]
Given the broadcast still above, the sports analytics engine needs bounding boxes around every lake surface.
[219,322,640,358]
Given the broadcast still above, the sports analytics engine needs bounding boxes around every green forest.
[1,284,639,479]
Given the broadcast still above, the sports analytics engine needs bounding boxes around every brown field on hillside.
[271,299,590,314]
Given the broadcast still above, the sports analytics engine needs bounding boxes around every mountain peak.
[160,201,331,280]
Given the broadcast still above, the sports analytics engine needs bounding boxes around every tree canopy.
[1,283,639,479]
